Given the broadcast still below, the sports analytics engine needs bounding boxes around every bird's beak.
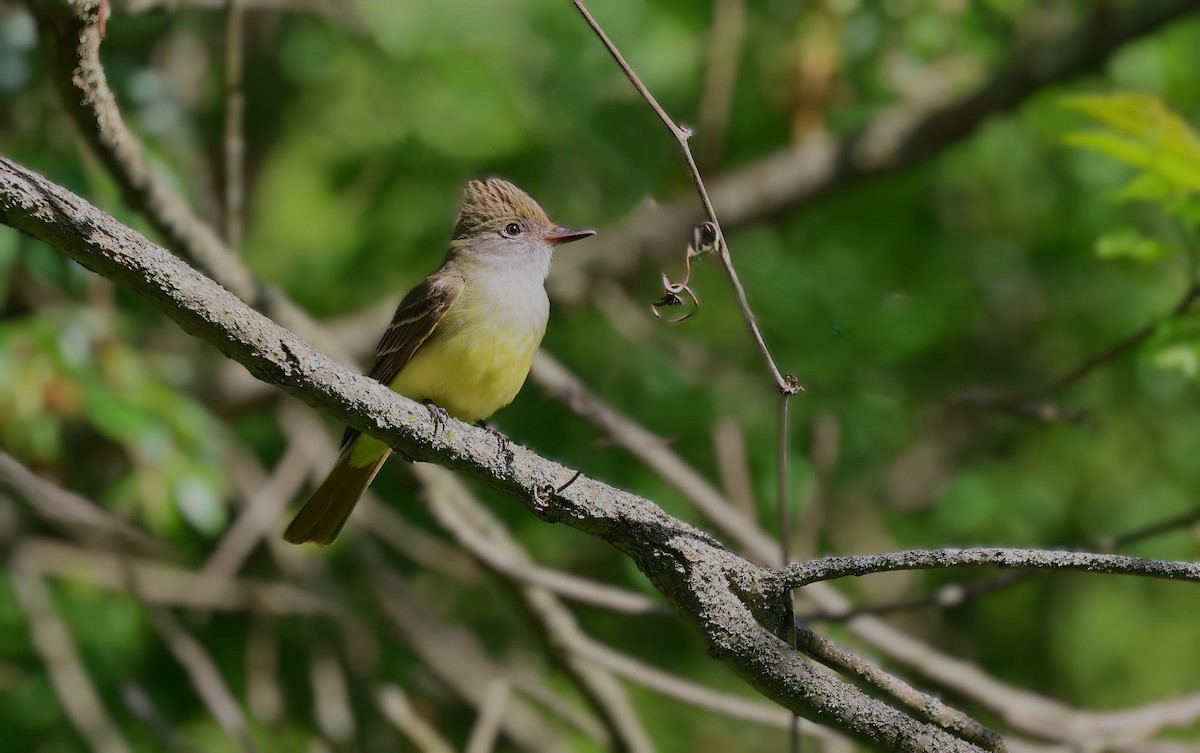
[544,226,596,246]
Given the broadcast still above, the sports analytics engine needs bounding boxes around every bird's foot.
[423,399,449,434]
[476,419,510,452]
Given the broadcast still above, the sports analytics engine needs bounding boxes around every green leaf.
[1093,231,1169,263]
[1151,343,1200,380]
[1063,93,1200,214]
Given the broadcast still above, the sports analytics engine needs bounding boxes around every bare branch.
[28,0,254,299]
[802,503,1200,623]
[12,537,336,616]
[119,681,196,753]
[696,0,745,169]
[373,685,455,753]
[10,569,133,753]
[222,0,246,250]
[308,645,355,744]
[795,628,1004,752]
[0,450,168,556]
[147,608,257,753]
[465,679,511,753]
[947,281,1200,420]
[778,548,1200,592]
[113,0,330,12]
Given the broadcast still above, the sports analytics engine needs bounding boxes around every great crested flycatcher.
[283,178,594,545]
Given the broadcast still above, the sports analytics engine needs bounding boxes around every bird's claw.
[476,420,510,452]
[423,399,449,434]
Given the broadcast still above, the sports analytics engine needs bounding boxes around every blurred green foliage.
[1,0,1200,751]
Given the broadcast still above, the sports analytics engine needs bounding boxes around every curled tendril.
[533,483,556,505]
[693,221,720,256]
[780,374,804,396]
[650,222,720,323]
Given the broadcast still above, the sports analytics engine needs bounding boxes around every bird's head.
[450,178,594,273]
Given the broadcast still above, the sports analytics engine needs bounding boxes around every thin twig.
[245,616,283,727]
[373,685,455,753]
[147,607,257,753]
[779,547,1200,592]
[11,537,336,616]
[308,644,355,744]
[465,679,511,753]
[947,281,1200,419]
[696,0,745,169]
[573,0,798,395]
[573,638,847,745]
[803,500,1200,623]
[564,19,807,749]
[0,450,168,556]
[222,0,246,250]
[202,433,315,579]
[777,393,801,751]
[796,628,1005,752]
[119,681,197,753]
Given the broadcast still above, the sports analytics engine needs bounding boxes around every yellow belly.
[389,322,543,422]
[349,301,545,468]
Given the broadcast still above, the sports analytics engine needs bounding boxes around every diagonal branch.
[0,155,987,751]
[29,0,254,299]
[28,0,350,364]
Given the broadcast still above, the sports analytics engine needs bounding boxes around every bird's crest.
[453,178,550,239]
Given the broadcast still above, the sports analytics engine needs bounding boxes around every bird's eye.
[502,222,522,238]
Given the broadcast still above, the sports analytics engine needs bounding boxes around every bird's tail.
[283,440,390,546]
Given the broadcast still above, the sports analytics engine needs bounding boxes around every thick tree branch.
[0,155,987,751]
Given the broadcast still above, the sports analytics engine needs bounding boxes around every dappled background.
[2,0,1200,750]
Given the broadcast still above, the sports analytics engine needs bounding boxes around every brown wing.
[340,272,465,448]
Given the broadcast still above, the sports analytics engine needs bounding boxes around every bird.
[283,178,595,545]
